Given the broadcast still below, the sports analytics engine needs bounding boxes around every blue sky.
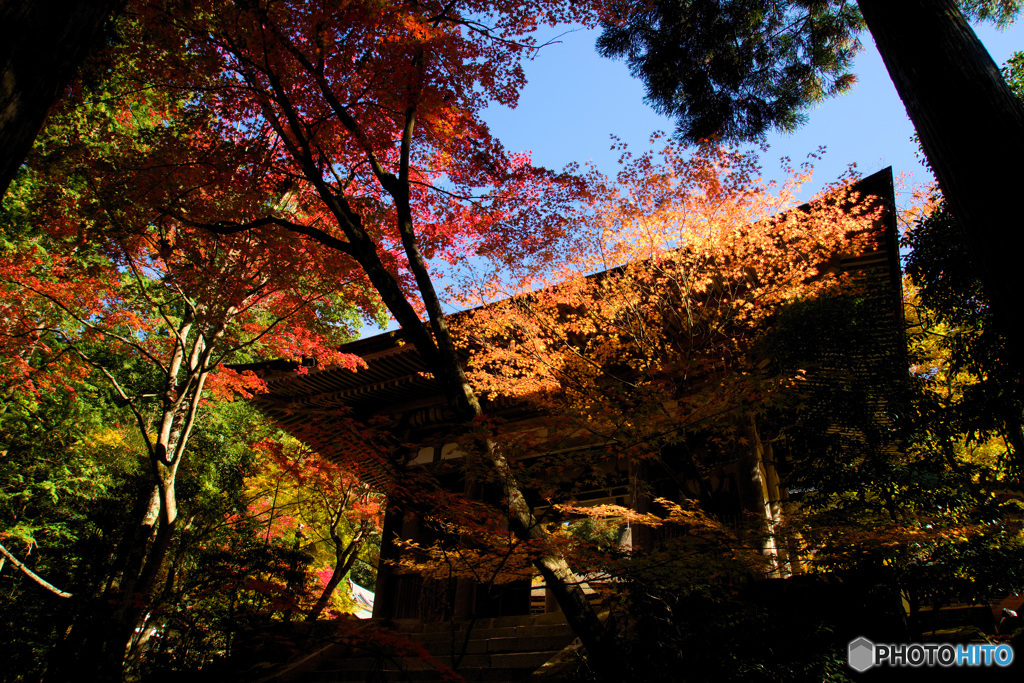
[483,19,1024,202]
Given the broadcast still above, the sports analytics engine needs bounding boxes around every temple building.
[249,168,904,627]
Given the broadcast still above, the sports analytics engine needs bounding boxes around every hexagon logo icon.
[848,637,875,672]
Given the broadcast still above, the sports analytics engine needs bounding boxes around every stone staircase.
[256,612,580,683]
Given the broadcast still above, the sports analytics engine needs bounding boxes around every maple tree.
[245,437,382,622]
[112,0,631,670]
[0,386,386,680]
[457,140,875,519]
[3,0,626,673]
[114,414,384,678]
[0,28,384,677]
[446,142,1020,674]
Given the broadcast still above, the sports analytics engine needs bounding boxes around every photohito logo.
[848,637,1014,671]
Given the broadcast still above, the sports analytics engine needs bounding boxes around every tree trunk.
[352,148,618,674]
[55,432,195,680]
[857,0,1024,367]
[209,18,619,671]
[0,0,120,196]
[87,503,178,681]
[483,440,620,680]
[306,537,361,622]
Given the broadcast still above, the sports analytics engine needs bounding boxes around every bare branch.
[0,542,72,599]
[61,340,155,456]
[123,250,194,364]
[179,215,358,257]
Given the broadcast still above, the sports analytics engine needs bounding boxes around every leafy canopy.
[597,1,1023,143]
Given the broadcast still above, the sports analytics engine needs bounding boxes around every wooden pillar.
[628,457,653,553]
[745,418,790,578]
[452,449,483,620]
[452,576,476,620]
[545,583,561,614]
[371,501,404,619]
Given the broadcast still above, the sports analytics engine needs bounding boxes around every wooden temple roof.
[251,168,903,443]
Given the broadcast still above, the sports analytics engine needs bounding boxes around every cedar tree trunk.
[0,0,120,196]
[857,0,1024,365]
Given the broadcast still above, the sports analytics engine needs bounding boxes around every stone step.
[409,624,574,647]
[410,634,574,656]
[305,659,560,682]
[302,666,548,683]
[395,612,568,634]
[300,669,449,683]
[294,614,576,682]
[324,649,557,671]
